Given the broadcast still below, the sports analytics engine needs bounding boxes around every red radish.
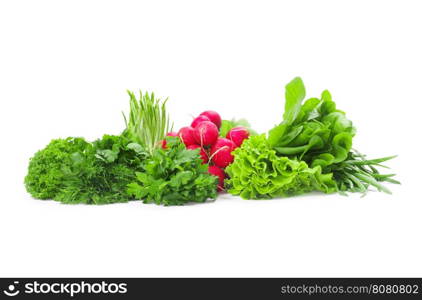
[193,121,219,147]
[211,137,236,152]
[166,132,178,137]
[208,165,226,192]
[191,115,210,128]
[200,110,222,129]
[187,144,208,164]
[178,126,196,146]
[210,138,236,168]
[226,126,250,147]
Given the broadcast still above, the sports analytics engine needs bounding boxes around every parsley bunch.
[128,138,218,206]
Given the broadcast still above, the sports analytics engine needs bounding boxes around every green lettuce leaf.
[269,78,355,170]
[283,77,306,125]
[225,135,337,199]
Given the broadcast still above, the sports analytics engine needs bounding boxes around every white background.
[0,0,421,277]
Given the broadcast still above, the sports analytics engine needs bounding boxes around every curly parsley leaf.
[226,135,337,199]
[24,137,90,199]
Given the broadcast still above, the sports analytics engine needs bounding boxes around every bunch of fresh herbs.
[123,90,173,155]
[54,135,148,204]
[127,137,218,205]
[24,137,90,199]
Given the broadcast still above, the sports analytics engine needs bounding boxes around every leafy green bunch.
[24,137,90,199]
[55,135,148,204]
[267,77,398,195]
[123,90,173,155]
[128,138,218,206]
[268,77,355,170]
[225,135,337,199]
[25,135,148,204]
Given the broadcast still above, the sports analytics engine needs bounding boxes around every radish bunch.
[163,110,250,192]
